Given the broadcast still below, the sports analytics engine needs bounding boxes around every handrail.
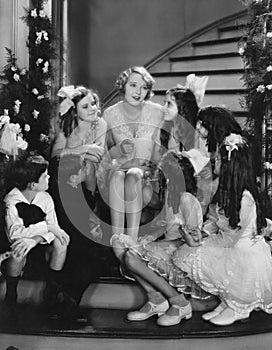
[102,9,247,107]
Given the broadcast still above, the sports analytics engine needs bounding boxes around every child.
[153,74,208,161]
[119,149,210,326]
[2,155,69,314]
[51,85,107,197]
[173,133,272,326]
[102,66,164,254]
[48,154,107,322]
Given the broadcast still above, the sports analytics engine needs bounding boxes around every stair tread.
[154,89,246,94]
[218,24,247,32]
[193,36,241,46]
[170,52,241,61]
[152,68,244,76]
[1,302,272,339]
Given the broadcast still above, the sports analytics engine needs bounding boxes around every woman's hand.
[120,139,134,154]
[11,238,38,257]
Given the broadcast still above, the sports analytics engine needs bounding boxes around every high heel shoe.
[202,302,226,321]
[127,300,169,321]
[209,307,250,326]
[157,302,192,326]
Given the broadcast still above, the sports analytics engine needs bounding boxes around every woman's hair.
[198,105,242,153]
[215,142,266,234]
[160,87,199,152]
[5,154,49,191]
[57,154,82,184]
[158,150,197,213]
[115,66,155,100]
[59,86,100,138]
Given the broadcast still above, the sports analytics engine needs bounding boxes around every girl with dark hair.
[116,149,209,326]
[2,155,69,313]
[51,85,107,196]
[173,134,272,326]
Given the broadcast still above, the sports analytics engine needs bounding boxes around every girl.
[119,149,209,326]
[153,74,208,162]
[173,133,272,326]
[102,66,164,253]
[51,85,107,196]
[3,155,69,312]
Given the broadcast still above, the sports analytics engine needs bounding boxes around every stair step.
[218,24,246,40]
[1,304,272,350]
[192,37,241,55]
[170,52,243,71]
[152,69,245,90]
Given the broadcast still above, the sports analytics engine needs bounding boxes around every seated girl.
[102,66,164,257]
[118,149,210,326]
[51,85,107,197]
[2,155,69,314]
[173,133,272,326]
[153,74,208,161]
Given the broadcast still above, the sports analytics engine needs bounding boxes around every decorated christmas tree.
[0,0,56,158]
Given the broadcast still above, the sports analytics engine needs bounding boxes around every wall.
[68,0,244,98]
[0,0,29,70]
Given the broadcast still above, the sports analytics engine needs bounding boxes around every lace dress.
[173,190,272,314]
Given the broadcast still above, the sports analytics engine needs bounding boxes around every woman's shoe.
[127,300,169,321]
[157,302,192,326]
[202,302,226,321]
[209,307,250,326]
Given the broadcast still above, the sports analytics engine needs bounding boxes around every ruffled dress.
[115,191,210,299]
[173,190,272,314]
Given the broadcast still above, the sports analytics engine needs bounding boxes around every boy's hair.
[5,155,48,191]
[216,142,266,234]
[59,86,100,138]
[57,154,83,184]
[160,87,199,152]
[115,66,155,100]
[198,105,242,153]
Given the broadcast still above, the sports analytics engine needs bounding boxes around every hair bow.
[181,148,210,175]
[224,133,244,160]
[57,85,86,116]
[185,74,208,106]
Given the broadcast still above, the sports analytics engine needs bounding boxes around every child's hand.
[11,238,37,257]
[179,225,203,247]
[120,139,134,154]
[86,144,105,159]
[53,228,70,245]
[0,251,12,263]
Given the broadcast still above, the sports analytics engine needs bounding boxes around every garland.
[0,0,56,158]
[239,0,272,177]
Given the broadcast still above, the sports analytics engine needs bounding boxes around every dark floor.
[1,302,272,340]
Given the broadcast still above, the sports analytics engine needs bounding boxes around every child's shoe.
[202,302,226,321]
[209,307,249,326]
[157,302,192,326]
[127,300,169,321]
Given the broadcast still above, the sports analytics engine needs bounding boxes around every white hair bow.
[224,133,245,160]
[185,74,208,107]
[57,85,86,116]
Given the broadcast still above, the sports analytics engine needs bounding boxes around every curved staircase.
[2,10,272,350]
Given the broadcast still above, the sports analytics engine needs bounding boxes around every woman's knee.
[4,255,26,275]
[126,168,143,182]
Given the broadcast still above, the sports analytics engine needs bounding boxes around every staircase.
[3,10,272,350]
[103,10,248,127]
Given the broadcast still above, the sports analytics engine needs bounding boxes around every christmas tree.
[0,0,56,158]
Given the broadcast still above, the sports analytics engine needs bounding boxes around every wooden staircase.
[103,11,248,127]
[3,11,272,350]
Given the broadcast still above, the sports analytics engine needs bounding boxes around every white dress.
[173,190,272,314]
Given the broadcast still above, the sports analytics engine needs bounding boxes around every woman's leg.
[125,168,143,241]
[109,170,125,236]
[84,161,97,195]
